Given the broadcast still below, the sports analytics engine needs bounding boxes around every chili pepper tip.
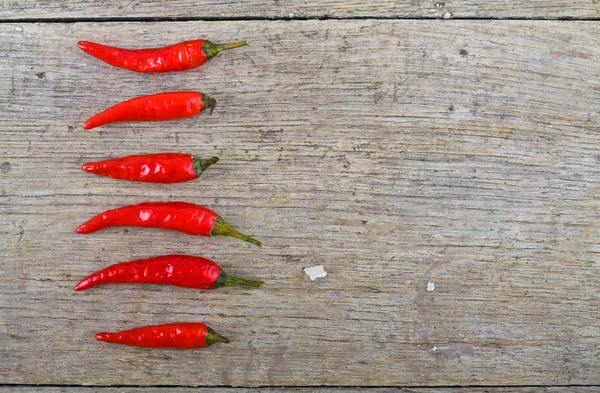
[75,223,91,234]
[77,41,91,51]
[73,280,87,291]
[95,332,110,341]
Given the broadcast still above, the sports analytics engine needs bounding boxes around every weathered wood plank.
[1,388,599,393]
[0,20,599,386]
[1,1,599,20]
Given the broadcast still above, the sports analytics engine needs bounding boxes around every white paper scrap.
[427,281,436,292]
[304,265,327,281]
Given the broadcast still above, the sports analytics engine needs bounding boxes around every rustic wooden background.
[1,1,599,392]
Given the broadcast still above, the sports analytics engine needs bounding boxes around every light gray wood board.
[0,20,599,386]
[2,388,599,393]
[2,0,600,19]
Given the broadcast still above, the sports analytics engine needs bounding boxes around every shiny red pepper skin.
[82,91,216,130]
[95,323,230,349]
[74,254,264,291]
[82,153,219,183]
[76,202,262,247]
[78,40,248,73]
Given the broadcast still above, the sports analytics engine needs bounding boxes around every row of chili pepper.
[76,38,257,349]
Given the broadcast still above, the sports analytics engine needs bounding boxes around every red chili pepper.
[78,39,247,73]
[74,254,263,291]
[82,91,216,130]
[95,322,230,349]
[82,153,219,183]
[76,202,262,247]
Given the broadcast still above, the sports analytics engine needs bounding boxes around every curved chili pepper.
[78,39,247,73]
[74,254,263,291]
[95,322,230,349]
[76,202,262,247]
[82,91,216,130]
[82,153,219,183]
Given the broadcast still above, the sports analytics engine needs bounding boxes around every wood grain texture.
[0,20,599,386]
[2,388,599,393]
[2,0,600,20]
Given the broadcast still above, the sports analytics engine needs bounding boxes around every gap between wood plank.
[1,384,600,388]
[1,15,599,23]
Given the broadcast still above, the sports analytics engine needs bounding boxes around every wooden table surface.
[1,2,599,392]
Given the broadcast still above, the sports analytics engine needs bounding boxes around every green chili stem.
[223,273,264,288]
[192,156,219,176]
[201,94,217,115]
[202,40,247,61]
[203,157,219,168]
[218,41,249,51]
[211,216,262,248]
[205,327,231,346]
